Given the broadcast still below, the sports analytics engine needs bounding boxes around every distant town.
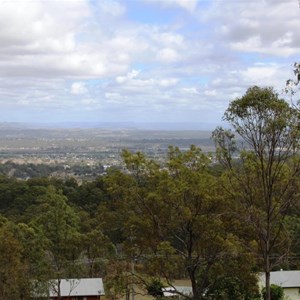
[0,123,215,180]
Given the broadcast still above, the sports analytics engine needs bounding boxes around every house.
[258,270,300,300]
[35,278,105,300]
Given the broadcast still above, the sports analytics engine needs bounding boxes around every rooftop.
[48,278,105,297]
[259,271,300,288]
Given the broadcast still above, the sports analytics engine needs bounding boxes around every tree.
[79,209,115,277]
[0,222,31,300]
[206,252,259,300]
[68,177,108,215]
[105,146,256,299]
[33,186,81,299]
[15,223,51,287]
[104,260,134,300]
[212,86,300,300]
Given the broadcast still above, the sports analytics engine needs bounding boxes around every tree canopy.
[213,86,300,300]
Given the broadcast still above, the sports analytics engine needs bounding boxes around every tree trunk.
[189,268,202,300]
[265,269,271,300]
[265,239,271,300]
[125,288,130,300]
[57,278,61,300]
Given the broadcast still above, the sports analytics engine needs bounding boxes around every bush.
[147,279,164,298]
[261,284,284,300]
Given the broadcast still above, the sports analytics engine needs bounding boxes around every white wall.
[283,287,300,300]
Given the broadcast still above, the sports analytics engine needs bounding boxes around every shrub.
[261,284,284,300]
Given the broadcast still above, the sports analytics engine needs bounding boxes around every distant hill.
[0,122,224,130]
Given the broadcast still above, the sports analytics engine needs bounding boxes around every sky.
[0,0,300,127]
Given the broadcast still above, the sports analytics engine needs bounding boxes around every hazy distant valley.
[0,124,214,180]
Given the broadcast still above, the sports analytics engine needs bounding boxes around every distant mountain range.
[0,122,225,130]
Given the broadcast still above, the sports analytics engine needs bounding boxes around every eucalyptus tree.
[33,186,81,299]
[212,86,300,300]
[0,219,32,300]
[104,147,257,299]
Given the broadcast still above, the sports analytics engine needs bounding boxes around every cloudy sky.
[0,0,299,127]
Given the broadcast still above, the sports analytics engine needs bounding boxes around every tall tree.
[33,186,81,299]
[106,147,257,299]
[79,209,115,278]
[213,86,300,300]
[0,222,31,300]
[15,223,51,288]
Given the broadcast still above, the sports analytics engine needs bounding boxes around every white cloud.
[143,0,198,12]
[242,66,277,84]
[153,32,184,46]
[0,0,298,124]
[173,0,198,12]
[70,82,88,95]
[115,70,179,92]
[156,48,181,63]
[231,34,298,57]
[95,0,126,17]
[204,90,217,96]
[181,87,199,95]
[116,70,140,84]
[159,78,179,87]
[212,0,300,57]
[0,0,88,53]
[0,1,138,79]
[105,92,121,99]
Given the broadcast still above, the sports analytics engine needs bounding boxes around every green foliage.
[80,213,115,277]
[213,85,300,300]
[104,145,257,300]
[212,127,237,169]
[0,223,31,300]
[208,276,258,300]
[147,278,164,298]
[67,177,108,215]
[33,186,81,283]
[206,251,260,300]
[104,260,133,300]
[261,284,284,300]
[284,215,300,268]
[224,86,300,152]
